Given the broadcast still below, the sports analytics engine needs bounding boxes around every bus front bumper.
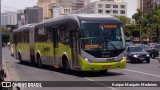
[81,58,126,71]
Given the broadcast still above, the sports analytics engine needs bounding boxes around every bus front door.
[70,31,80,68]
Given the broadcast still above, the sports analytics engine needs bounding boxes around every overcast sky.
[1,0,137,18]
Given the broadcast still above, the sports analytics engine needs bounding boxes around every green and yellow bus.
[13,14,126,73]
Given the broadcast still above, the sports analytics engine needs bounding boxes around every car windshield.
[154,45,160,49]
[130,47,145,52]
[81,22,125,50]
[142,45,150,49]
[137,44,150,50]
[126,41,134,46]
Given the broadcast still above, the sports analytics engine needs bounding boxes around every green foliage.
[117,16,131,25]
[132,7,160,42]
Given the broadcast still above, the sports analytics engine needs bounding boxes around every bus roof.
[13,23,37,32]
[37,14,121,26]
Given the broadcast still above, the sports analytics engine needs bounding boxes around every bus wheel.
[63,60,70,74]
[37,55,42,68]
[18,53,23,63]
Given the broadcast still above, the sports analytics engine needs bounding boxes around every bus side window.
[58,24,68,43]
[46,27,53,42]
[35,27,50,42]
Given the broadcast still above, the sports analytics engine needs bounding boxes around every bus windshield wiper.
[98,36,118,50]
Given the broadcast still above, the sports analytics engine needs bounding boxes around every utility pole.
[0,0,2,70]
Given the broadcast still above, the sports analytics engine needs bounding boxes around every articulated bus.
[13,14,126,73]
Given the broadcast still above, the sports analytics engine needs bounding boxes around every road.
[2,47,160,90]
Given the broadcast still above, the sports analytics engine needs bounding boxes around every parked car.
[150,44,160,59]
[136,44,151,55]
[125,46,150,63]
[148,43,155,48]
[126,40,134,46]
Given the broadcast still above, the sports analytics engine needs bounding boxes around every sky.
[1,0,137,18]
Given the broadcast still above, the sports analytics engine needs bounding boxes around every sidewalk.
[2,58,21,81]
[2,55,24,90]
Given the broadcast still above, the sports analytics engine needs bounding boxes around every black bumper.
[130,57,150,62]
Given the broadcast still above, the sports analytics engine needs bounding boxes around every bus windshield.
[81,22,125,50]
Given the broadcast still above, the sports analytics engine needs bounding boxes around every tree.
[132,9,143,23]
[117,16,131,25]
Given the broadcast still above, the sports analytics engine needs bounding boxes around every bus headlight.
[83,58,92,63]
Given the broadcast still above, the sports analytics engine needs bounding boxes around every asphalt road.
[2,47,160,90]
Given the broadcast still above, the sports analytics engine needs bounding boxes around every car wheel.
[151,54,155,59]
[130,58,134,63]
[146,60,150,63]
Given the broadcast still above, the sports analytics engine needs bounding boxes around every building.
[17,10,25,27]
[1,11,17,26]
[153,0,160,8]
[24,6,43,24]
[37,0,91,19]
[71,0,127,17]
[37,0,51,19]
[137,0,160,12]
[137,0,141,10]
[84,0,91,6]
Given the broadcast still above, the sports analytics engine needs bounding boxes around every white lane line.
[124,69,160,78]
[84,77,119,90]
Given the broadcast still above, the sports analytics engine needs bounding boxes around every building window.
[105,4,111,8]
[105,10,111,14]
[98,4,103,8]
[113,10,118,14]
[121,5,125,9]
[120,10,125,14]
[98,9,103,13]
[113,5,118,8]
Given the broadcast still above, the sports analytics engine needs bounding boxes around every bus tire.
[18,53,23,63]
[37,55,42,68]
[62,57,70,74]
[64,60,70,74]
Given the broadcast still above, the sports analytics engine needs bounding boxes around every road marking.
[124,69,160,78]
[84,77,119,90]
